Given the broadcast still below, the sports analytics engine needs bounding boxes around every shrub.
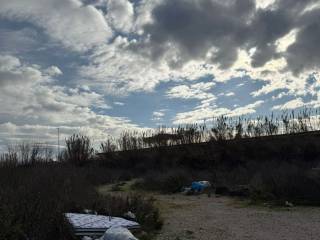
[133,169,194,193]
[249,162,320,205]
[64,134,94,165]
[0,163,162,240]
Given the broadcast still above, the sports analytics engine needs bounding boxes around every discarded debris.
[123,211,136,221]
[100,226,138,240]
[285,201,294,208]
[182,181,211,195]
[191,181,211,192]
[65,213,140,237]
[84,209,98,215]
[182,187,192,194]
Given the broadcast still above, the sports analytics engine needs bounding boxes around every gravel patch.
[155,194,320,240]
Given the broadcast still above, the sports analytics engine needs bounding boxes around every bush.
[0,163,162,240]
[133,169,195,193]
[249,162,320,205]
[64,134,94,165]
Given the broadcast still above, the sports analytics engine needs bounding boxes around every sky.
[0,0,320,151]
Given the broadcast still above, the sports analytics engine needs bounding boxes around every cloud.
[166,82,215,100]
[0,28,39,54]
[44,66,63,77]
[114,101,125,106]
[0,0,113,51]
[105,0,134,33]
[0,55,43,87]
[141,0,255,69]
[225,92,235,97]
[153,111,165,117]
[78,36,216,95]
[286,16,320,74]
[75,0,320,100]
[1,0,320,151]
[173,100,264,124]
[136,0,320,75]
[256,0,276,9]
[272,98,305,110]
[152,111,165,121]
[151,109,167,122]
[0,54,141,149]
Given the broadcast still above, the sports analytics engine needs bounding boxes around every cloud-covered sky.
[0,0,320,151]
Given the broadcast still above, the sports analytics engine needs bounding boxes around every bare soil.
[97,182,320,240]
[154,194,320,240]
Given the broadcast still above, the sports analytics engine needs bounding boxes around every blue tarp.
[191,181,210,192]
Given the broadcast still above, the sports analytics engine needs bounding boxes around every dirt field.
[154,194,320,240]
[97,183,320,240]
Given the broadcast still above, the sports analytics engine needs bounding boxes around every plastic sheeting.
[191,181,211,192]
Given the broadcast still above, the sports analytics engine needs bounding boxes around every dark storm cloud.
[140,0,320,73]
[285,9,320,74]
[143,0,255,68]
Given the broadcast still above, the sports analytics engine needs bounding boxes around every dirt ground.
[154,194,320,240]
[97,183,320,240]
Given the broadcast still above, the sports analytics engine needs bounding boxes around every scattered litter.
[65,213,140,237]
[181,187,192,194]
[84,209,98,215]
[182,181,211,195]
[99,226,138,240]
[123,211,136,220]
[285,201,294,207]
[191,181,211,192]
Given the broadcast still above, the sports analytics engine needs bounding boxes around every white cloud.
[166,82,215,100]
[275,29,298,53]
[0,55,43,87]
[114,101,125,106]
[153,111,164,117]
[106,0,134,33]
[78,36,318,104]
[255,0,276,9]
[0,0,113,51]
[78,36,216,96]
[228,100,264,117]
[173,107,230,125]
[173,100,264,124]
[0,55,21,71]
[271,91,289,100]
[0,54,141,150]
[272,98,305,110]
[152,110,166,122]
[44,66,63,77]
[225,92,235,97]
[302,2,320,13]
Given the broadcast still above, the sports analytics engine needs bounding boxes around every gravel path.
[154,194,320,240]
